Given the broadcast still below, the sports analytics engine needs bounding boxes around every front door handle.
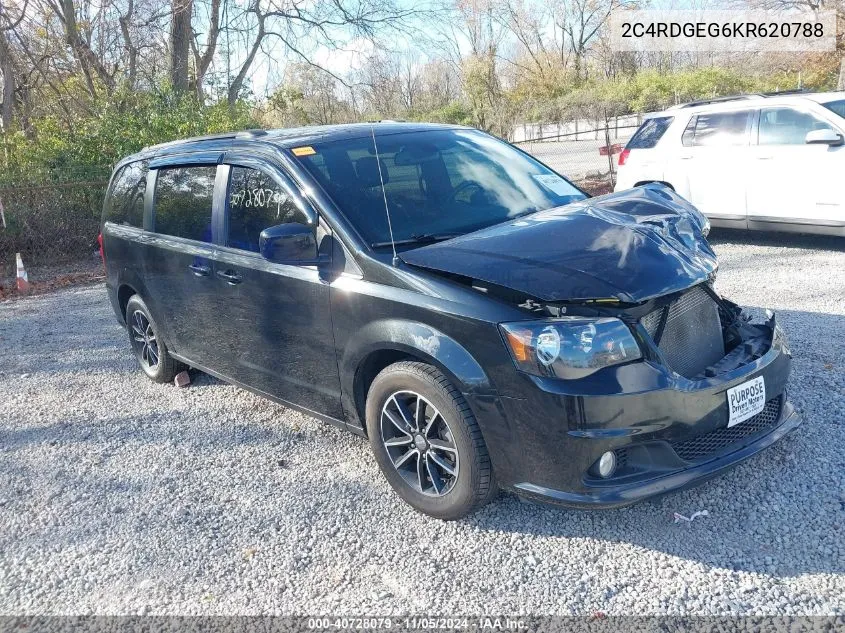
[216,269,242,285]
[188,263,211,277]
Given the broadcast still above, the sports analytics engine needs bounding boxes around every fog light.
[598,451,617,478]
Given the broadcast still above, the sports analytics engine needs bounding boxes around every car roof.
[657,91,845,116]
[799,91,845,104]
[124,121,467,165]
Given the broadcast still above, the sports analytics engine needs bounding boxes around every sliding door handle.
[216,269,242,285]
[188,263,211,277]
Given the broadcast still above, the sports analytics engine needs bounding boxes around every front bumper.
[473,314,800,508]
[514,399,800,508]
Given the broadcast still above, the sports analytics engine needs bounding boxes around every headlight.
[689,206,710,237]
[773,322,791,357]
[700,213,711,237]
[500,318,642,379]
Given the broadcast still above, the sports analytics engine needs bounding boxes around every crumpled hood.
[401,185,718,303]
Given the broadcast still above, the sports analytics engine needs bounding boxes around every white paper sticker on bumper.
[726,376,766,428]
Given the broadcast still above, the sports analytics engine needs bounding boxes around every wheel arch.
[341,320,493,433]
[635,180,675,191]
[114,268,154,324]
[117,283,137,323]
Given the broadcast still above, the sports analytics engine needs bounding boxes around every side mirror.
[259,223,318,264]
[805,128,843,146]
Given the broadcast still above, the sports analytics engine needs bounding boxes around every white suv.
[615,91,845,236]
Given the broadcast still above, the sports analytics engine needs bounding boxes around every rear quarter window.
[626,117,674,149]
[103,161,148,227]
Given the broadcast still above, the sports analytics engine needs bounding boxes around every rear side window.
[226,166,309,253]
[104,161,148,227]
[682,111,752,147]
[626,117,674,149]
[153,166,216,242]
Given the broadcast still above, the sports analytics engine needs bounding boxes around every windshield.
[293,129,587,247]
[822,99,845,119]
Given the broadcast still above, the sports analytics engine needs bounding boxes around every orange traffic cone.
[16,253,30,294]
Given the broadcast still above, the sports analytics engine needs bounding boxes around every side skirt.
[747,217,845,236]
[169,352,365,437]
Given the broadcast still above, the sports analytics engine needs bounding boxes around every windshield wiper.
[370,233,462,249]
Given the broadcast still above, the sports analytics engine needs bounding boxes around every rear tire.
[125,294,181,384]
[365,361,497,520]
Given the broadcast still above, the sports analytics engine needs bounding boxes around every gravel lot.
[0,230,843,616]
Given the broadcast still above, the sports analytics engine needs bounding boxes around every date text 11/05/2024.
[306,617,528,630]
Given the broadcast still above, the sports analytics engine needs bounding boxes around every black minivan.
[101,122,800,519]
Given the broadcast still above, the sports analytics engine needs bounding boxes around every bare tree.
[355,50,403,116]
[220,0,424,108]
[753,0,845,88]
[44,0,117,94]
[0,17,15,130]
[170,0,192,92]
[552,0,634,83]
[189,0,219,98]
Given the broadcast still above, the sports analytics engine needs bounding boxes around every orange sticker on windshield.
[292,146,316,156]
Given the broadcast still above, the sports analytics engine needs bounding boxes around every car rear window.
[103,160,148,227]
[682,111,752,147]
[153,166,216,242]
[626,116,674,149]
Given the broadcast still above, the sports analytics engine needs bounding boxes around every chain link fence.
[515,122,640,195]
[0,166,112,274]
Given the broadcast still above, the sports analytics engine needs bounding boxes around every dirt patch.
[0,256,104,301]
[579,179,614,196]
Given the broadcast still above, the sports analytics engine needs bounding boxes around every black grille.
[641,286,725,379]
[671,396,783,462]
[615,447,629,469]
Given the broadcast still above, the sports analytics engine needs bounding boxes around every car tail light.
[97,232,105,267]
[618,148,630,166]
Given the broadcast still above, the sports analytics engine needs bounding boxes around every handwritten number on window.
[230,188,286,214]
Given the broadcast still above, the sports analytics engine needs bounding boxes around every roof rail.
[760,88,809,97]
[235,129,269,139]
[143,131,239,151]
[675,94,763,109]
[143,129,269,151]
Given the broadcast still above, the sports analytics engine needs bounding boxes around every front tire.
[366,361,497,520]
[125,294,181,384]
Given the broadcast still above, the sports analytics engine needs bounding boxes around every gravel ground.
[0,230,843,616]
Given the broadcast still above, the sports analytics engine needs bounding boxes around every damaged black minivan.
[101,123,800,519]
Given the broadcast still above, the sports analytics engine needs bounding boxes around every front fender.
[339,319,495,428]
[344,319,493,392]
